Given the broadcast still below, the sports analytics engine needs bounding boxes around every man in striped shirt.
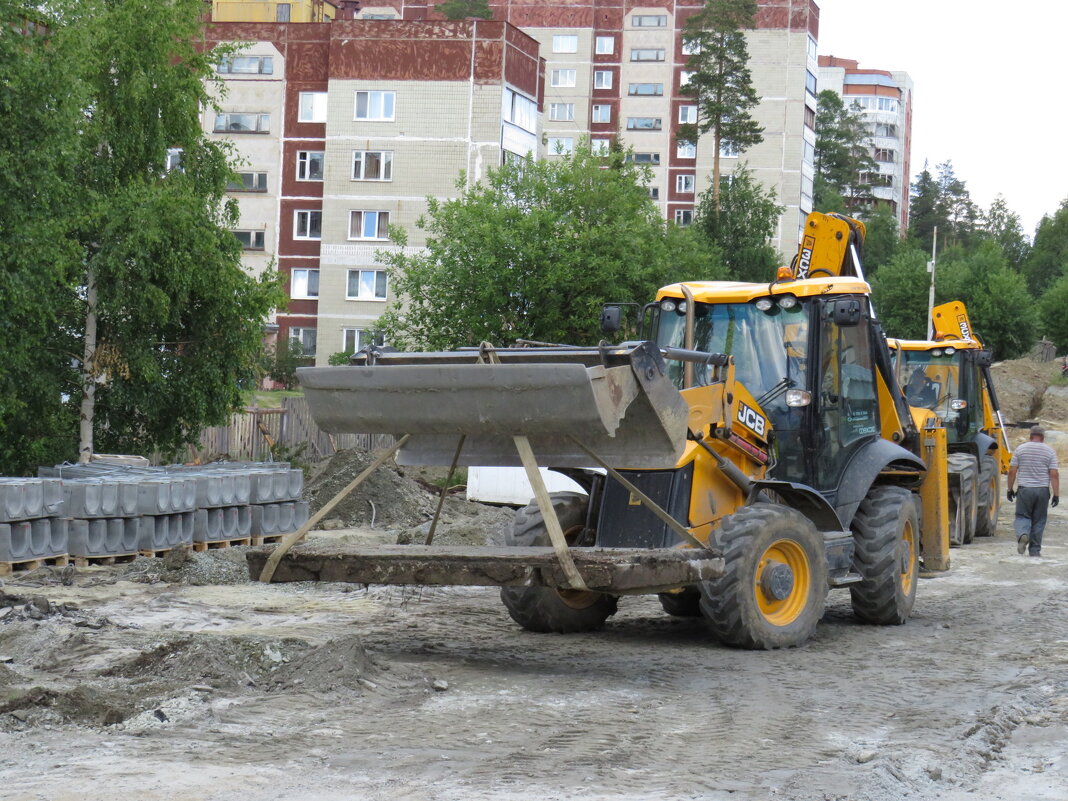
[1006,426,1060,556]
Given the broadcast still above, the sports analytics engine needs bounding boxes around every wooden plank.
[0,555,71,576]
[246,544,724,593]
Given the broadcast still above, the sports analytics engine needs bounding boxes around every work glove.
[1053,495,1060,507]
[1007,490,1016,502]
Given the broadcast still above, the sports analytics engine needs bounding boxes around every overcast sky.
[814,0,1068,239]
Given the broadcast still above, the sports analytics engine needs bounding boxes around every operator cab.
[650,280,883,498]
[892,343,984,445]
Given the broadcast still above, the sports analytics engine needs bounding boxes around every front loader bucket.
[297,342,689,469]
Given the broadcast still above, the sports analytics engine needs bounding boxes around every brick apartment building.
[817,55,913,231]
[206,1,823,364]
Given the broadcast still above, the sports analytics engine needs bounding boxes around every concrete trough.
[0,518,70,562]
[0,479,65,522]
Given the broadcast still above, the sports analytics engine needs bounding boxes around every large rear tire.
[850,486,919,625]
[658,589,703,617]
[974,454,1000,537]
[699,504,828,650]
[499,492,618,633]
[947,453,979,546]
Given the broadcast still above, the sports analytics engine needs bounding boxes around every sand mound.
[990,358,1061,422]
[270,635,375,692]
[306,448,436,528]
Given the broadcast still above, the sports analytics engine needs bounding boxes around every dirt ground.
[0,504,1065,801]
[2,357,1067,801]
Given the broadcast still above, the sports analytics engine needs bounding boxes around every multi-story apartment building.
[207,1,822,362]
[817,56,913,231]
[211,0,338,23]
[204,20,542,364]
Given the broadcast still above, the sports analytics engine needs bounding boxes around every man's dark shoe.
[1018,535,1030,554]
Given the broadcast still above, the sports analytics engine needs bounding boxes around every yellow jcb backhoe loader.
[249,212,953,650]
[888,301,1012,544]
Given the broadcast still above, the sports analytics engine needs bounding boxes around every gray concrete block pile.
[0,462,309,565]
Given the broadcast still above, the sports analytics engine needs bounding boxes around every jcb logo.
[796,235,816,278]
[737,402,766,436]
[956,314,972,341]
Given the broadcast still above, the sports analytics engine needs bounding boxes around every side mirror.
[600,305,622,334]
[831,298,863,326]
[975,349,993,367]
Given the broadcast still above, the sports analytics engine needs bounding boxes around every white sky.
[814,0,1068,238]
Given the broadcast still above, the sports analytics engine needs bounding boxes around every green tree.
[935,241,1037,359]
[869,248,931,340]
[1039,274,1068,352]
[908,161,980,254]
[908,166,941,250]
[858,203,900,273]
[980,195,1030,271]
[376,144,723,350]
[1022,199,1068,296]
[0,2,84,473]
[693,162,782,281]
[262,338,311,389]
[678,0,763,211]
[0,0,283,474]
[813,90,876,210]
[434,0,492,20]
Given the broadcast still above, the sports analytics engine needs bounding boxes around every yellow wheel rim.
[753,538,811,626]
[900,518,917,596]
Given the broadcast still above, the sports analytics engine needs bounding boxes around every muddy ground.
[0,505,1065,801]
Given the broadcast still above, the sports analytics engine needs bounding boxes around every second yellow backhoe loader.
[250,212,953,650]
[888,302,1012,543]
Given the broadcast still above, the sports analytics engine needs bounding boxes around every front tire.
[658,589,703,617]
[699,504,828,650]
[850,486,919,625]
[947,453,978,546]
[974,454,1000,537]
[500,492,618,633]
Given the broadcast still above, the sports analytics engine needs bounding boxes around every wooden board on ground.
[0,555,71,577]
[245,544,724,594]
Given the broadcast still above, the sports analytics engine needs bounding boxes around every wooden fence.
[192,396,393,463]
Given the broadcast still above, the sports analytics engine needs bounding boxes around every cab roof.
[887,338,983,351]
[656,276,872,304]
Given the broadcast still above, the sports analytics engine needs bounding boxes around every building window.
[352,150,393,181]
[626,117,662,131]
[591,104,611,123]
[233,230,265,250]
[276,2,291,22]
[346,269,388,300]
[878,97,899,112]
[874,123,898,138]
[549,103,575,121]
[632,14,667,27]
[343,327,379,353]
[503,89,537,132]
[627,152,660,165]
[550,69,577,88]
[296,151,324,181]
[298,92,328,123]
[547,137,574,155]
[680,71,695,87]
[291,268,319,299]
[676,174,695,193]
[594,70,613,89]
[805,70,817,96]
[677,141,696,159]
[629,83,663,97]
[294,210,322,240]
[874,148,896,163]
[648,186,660,200]
[348,210,390,240]
[807,35,818,61]
[227,172,268,192]
[803,139,815,165]
[679,105,697,124]
[720,141,739,158]
[213,113,270,134]
[674,209,693,226]
[355,90,395,121]
[591,139,610,155]
[289,326,316,356]
[631,48,665,62]
[217,55,273,75]
[595,36,614,54]
[165,148,183,171]
[804,106,816,130]
[682,40,701,56]
[552,34,578,53]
